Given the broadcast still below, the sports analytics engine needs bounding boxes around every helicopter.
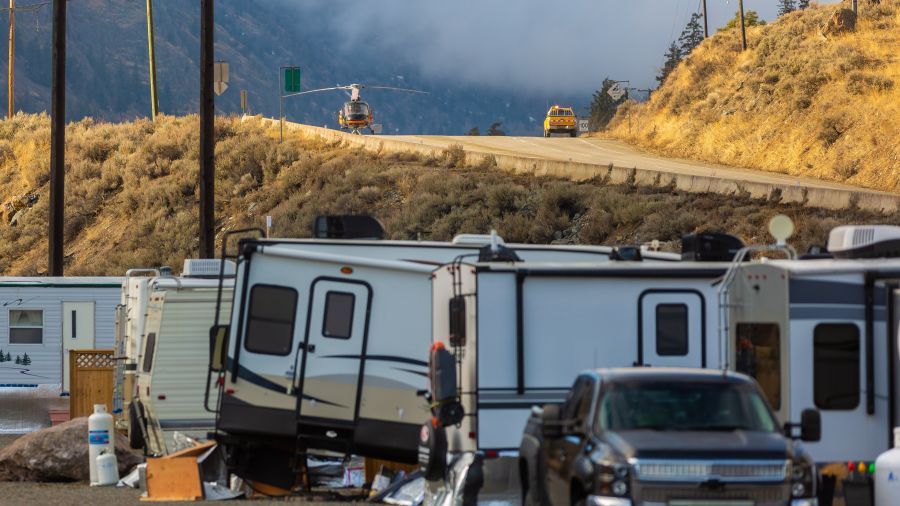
[287,83,427,134]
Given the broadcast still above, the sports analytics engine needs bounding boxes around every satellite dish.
[768,215,795,245]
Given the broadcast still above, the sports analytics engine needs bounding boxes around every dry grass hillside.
[607,0,899,193]
[0,114,896,276]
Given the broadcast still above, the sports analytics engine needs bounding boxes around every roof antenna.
[490,229,500,256]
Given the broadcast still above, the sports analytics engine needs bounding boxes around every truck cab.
[520,368,821,506]
[543,106,577,137]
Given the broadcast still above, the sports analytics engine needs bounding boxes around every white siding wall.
[0,285,121,385]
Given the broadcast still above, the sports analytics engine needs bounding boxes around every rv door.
[295,279,371,423]
[638,291,705,368]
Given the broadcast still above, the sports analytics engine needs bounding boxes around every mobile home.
[209,232,675,489]
[0,277,122,392]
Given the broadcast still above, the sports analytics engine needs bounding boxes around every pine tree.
[797,0,809,8]
[15,355,21,365]
[5,352,10,362]
[778,0,797,16]
[466,127,480,136]
[487,122,505,136]
[22,353,30,366]
[678,12,705,56]
[657,41,683,86]
[588,78,626,131]
[719,10,766,32]
[0,349,5,362]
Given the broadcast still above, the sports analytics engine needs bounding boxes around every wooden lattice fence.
[69,349,115,419]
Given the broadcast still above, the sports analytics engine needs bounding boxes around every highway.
[388,134,896,196]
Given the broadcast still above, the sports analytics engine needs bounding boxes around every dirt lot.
[0,435,360,505]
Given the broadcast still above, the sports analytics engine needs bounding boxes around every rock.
[0,417,143,482]
[822,8,857,37]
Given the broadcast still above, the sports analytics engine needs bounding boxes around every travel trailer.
[208,226,678,489]
[0,277,123,392]
[424,223,900,502]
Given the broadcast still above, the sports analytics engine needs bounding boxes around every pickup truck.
[519,368,821,506]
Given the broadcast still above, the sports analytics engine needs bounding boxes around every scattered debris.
[0,417,142,482]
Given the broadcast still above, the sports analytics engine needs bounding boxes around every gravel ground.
[0,435,361,505]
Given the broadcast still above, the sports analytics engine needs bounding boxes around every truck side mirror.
[542,404,562,439]
[800,408,821,442]
[209,325,229,372]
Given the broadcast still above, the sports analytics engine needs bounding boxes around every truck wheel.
[543,130,549,138]
[570,131,576,138]
[128,402,145,450]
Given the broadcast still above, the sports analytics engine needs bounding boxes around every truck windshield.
[595,380,778,433]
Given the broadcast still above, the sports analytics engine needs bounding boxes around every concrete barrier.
[270,119,899,213]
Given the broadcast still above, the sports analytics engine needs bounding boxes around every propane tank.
[88,404,114,485]
[95,451,119,486]
[875,427,900,505]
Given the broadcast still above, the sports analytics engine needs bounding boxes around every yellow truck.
[543,105,577,137]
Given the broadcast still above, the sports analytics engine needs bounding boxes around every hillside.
[0,0,576,135]
[0,114,895,276]
[606,0,899,193]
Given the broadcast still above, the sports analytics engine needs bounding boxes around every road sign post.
[213,61,229,96]
[607,82,627,101]
[240,89,248,114]
[279,66,301,142]
[578,118,589,134]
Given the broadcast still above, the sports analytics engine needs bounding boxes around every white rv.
[0,277,123,392]
[208,232,676,489]
[425,224,900,502]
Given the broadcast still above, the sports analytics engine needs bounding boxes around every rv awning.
[256,245,437,274]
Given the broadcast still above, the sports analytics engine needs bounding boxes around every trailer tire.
[417,422,447,482]
[128,402,145,450]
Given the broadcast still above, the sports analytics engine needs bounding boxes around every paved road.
[385,134,897,197]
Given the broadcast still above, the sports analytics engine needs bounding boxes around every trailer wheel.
[128,402,146,450]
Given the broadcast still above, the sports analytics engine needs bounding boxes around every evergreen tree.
[5,352,10,362]
[657,42,683,86]
[778,0,797,16]
[798,0,810,8]
[466,127,480,136]
[15,355,21,365]
[719,10,766,32]
[22,353,30,366]
[487,122,505,136]
[678,12,705,56]
[0,349,5,362]
[588,78,627,131]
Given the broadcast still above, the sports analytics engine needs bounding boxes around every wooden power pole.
[146,0,159,120]
[49,0,66,276]
[701,0,709,38]
[199,0,214,259]
[7,0,13,119]
[738,0,748,51]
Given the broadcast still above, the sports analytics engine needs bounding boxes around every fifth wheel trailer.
[208,232,676,489]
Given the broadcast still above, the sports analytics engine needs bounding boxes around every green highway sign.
[284,67,301,93]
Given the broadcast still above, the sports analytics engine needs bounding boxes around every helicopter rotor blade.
[282,85,353,98]
[364,86,429,95]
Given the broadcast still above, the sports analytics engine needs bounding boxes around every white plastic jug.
[88,404,114,485]
[95,452,119,486]
[875,427,900,506]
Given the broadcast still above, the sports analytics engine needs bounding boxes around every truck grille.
[633,459,789,482]
[635,482,790,504]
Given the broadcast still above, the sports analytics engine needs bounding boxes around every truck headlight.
[611,480,628,496]
[791,459,815,498]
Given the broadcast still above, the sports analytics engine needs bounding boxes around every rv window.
[814,323,860,410]
[735,323,781,409]
[8,309,43,344]
[323,291,355,339]
[656,304,689,356]
[245,284,298,355]
[142,332,157,373]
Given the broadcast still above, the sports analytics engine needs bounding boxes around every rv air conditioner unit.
[828,225,900,259]
[681,232,745,262]
[313,215,385,240]
[182,259,237,278]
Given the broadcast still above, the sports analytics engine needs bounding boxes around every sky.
[285,0,840,97]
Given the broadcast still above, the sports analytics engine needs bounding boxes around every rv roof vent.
[681,232,745,262]
[610,246,642,261]
[182,259,237,278]
[313,215,385,240]
[827,225,900,259]
[159,266,174,277]
[452,234,506,246]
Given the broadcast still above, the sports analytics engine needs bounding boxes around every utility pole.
[701,0,709,38]
[146,0,159,120]
[852,0,858,15]
[49,0,66,276]
[738,0,747,51]
[7,0,13,119]
[199,0,214,259]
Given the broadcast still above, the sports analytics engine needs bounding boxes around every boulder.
[0,417,143,482]
[822,8,857,37]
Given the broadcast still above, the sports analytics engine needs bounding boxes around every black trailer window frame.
[142,332,157,373]
[735,323,781,410]
[656,303,689,356]
[322,291,355,340]
[8,309,44,344]
[244,284,299,356]
[813,323,860,410]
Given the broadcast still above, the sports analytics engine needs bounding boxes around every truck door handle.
[299,343,316,353]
